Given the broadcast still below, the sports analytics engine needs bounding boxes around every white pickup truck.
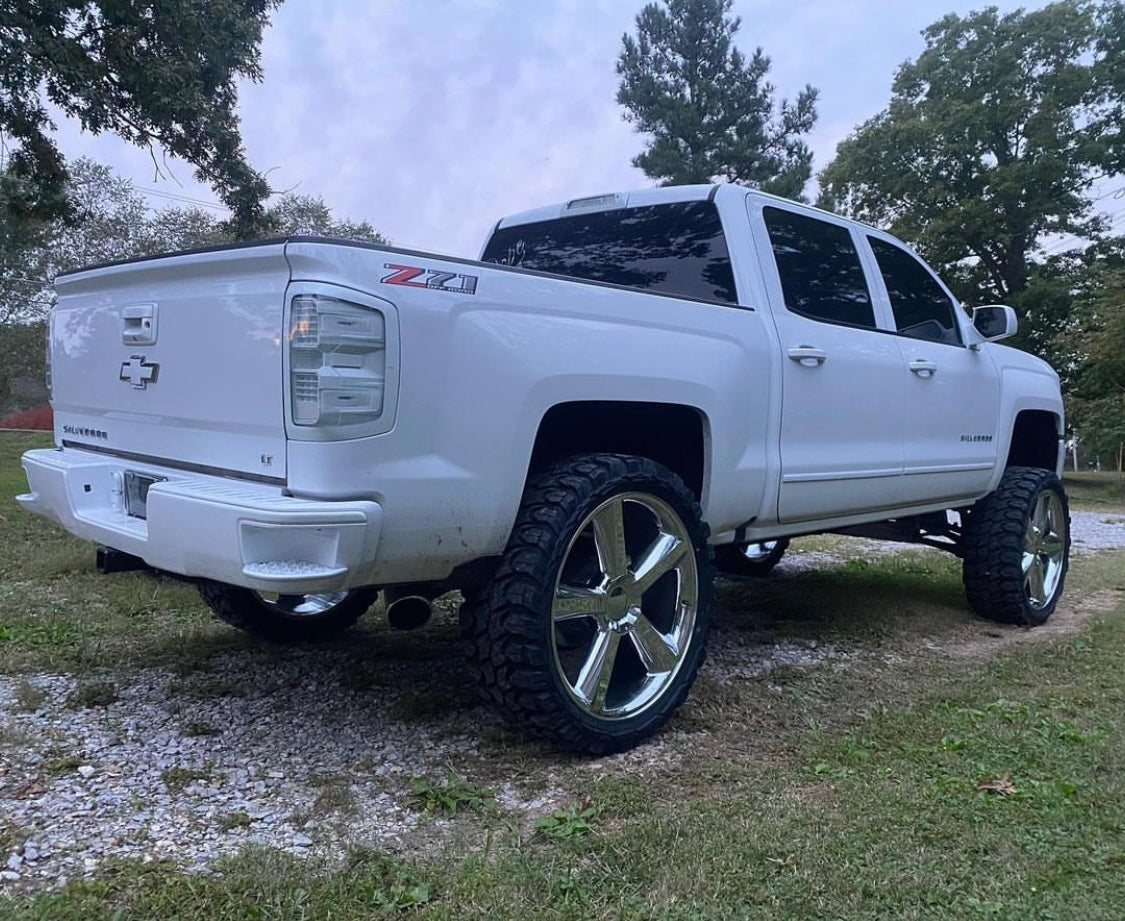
[18,184,1070,752]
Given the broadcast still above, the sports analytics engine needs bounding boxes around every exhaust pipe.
[384,587,434,630]
[96,546,149,574]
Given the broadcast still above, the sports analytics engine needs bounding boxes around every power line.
[1035,201,1125,257]
[1091,182,1125,203]
[134,185,228,211]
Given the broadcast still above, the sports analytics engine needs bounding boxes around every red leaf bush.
[0,404,53,430]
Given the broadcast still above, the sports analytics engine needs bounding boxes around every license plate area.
[123,471,164,520]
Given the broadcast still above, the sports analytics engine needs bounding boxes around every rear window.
[481,200,738,305]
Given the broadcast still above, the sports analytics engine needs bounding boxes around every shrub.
[0,404,52,430]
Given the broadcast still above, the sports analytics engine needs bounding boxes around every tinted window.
[763,207,875,328]
[481,201,737,305]
[869,237,962,345]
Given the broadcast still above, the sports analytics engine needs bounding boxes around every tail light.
[286,292,397,439]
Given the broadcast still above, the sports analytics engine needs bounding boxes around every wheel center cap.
[607,585,631,620]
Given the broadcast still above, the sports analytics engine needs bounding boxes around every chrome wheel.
[477,454,713,751]
[740,540,780,562]
[198,582,378,642]
[962,466,1069,626]
[715,536,789,578]
[254,591,351,617]
[550,492,698,720]
[1022,490,1067,610]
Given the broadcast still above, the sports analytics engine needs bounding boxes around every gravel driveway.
[1068,510,1125,554]
[2,510,1123,889]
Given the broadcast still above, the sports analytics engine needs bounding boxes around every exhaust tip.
[96,546,148,575]
[386,594,433,631]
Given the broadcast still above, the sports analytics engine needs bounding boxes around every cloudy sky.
[52,0,1049,258]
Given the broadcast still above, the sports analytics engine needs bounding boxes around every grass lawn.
[1064,470,1125,509]
[1,431,1124,920]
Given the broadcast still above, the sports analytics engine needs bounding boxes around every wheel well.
[528,401,707,500]
[1006,410,1060,471]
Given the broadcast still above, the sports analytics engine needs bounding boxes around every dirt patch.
[924,589,1124,661]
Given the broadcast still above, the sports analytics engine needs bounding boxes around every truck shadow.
[140,547,975,749]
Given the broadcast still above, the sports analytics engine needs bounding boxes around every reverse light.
[288,293,391,436]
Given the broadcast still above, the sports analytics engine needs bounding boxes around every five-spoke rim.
[1022,490,1067,610]
[550,492,697,720]
[254,591,351,617]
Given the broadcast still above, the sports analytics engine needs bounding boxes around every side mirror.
[972,305,1018,343]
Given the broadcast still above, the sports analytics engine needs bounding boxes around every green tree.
[0,160,388,415]
[268,194,387,244]
[0,319,50,419]
[616,0,818,197]
[0,0,281,238]
[0,159,211,324]
[0,172,55,324]
[1069,258,1125,469]
[45,159,155,275]
[1,159,386,324]
[818,1,1125,306]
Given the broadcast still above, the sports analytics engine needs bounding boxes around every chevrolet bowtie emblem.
[120,355,159,389]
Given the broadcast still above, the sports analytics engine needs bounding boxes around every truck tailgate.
[50,243,290,481]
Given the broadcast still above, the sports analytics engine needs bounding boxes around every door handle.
[788,346,826,367]
[909,359,937,378]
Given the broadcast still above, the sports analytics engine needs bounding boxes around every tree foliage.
[0,0,281,239]
[0,159,217,323]
[1068,257,1125,468]
[0,159,386,324]
[616,0,818,197]
[819,1,1125,304]
[267,194,387,243]
[0,159,387,416]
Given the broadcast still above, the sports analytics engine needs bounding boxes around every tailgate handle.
[122,304,157,345]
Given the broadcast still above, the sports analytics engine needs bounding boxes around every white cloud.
[47,0,1046,257]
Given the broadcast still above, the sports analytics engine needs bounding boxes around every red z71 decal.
[382,263,478,295]
[381,264,427,288]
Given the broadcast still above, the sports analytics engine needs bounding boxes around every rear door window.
[762,207,875,329]
[481,200,738,305]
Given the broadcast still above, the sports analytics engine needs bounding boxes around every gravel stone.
[1069,510,1125,555]
[0,513,1120,891]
